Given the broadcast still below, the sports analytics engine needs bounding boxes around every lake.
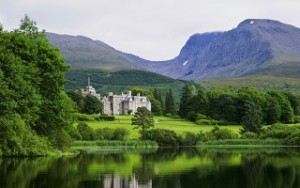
[1,147,300,188]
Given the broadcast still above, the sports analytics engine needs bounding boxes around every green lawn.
[85,115,241,140]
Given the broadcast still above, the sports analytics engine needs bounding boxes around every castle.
[102,91,151,115]
[81,78,151,115]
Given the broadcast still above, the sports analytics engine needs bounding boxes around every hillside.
[46,32,143,71]
[200,76,300,96]
[130,19,300,80]
[65,69,188,102]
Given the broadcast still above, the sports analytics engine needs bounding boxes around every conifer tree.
[165,88,177,115]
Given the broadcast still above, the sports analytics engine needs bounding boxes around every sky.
[1,0,300,60]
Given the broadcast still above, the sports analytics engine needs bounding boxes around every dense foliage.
[179,84,300,133]
[0,16,77,155]
[67,90,103,114]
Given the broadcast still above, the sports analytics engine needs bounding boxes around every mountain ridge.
[47,19,300,81]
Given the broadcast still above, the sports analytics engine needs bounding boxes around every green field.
[84,115,241,140]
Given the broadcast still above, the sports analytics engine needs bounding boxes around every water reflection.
[1,148,300,188]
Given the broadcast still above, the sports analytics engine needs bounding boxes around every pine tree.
[179,84,193,118]
[165,88,177,115]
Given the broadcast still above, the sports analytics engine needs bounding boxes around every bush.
[113,128,130,140]
[180,132,199,146]
[195,119,212,125]
[294,116,300,123]
[48,128,73,151]
[241,131,258,139]
[207,126,238,140]
[144,129,179,146]
[0,114,51,156]
[98,115,115,121]
[260,124,300,139]
[77,122,94,140]
[284,132,300,145]
[65,125,82,140]
[94,127,114,140]
[186,111,197,122]
[196,113,208,120]
[76,113,95,121]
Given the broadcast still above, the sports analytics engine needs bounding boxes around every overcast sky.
[1,0,300,60]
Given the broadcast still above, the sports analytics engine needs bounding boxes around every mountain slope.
[46,32,144,71]
[130,19,300,80]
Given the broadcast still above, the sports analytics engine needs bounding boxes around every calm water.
[1,148,300,188]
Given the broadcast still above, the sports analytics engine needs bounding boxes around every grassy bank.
[197,139,285,148]
[84,115,241,139]
[71,140,159,153]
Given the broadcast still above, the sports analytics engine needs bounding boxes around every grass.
[197,139,284,148]
[83,115,241,140]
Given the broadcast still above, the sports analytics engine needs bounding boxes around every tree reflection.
[1,148,300,188]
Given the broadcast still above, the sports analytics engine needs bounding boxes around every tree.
[165,88,177,115]
[179,84,193,118]
[131,87,162,115]
[153,89,164,115]
[83,95,102,114]
[0,15,76,154]
[132,107,154,140]
[241,101,262,134]
[67,90,84,112]
[268,91,294,123]
[264,94,281,124]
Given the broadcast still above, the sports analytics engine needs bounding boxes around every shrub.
[197,131,210,142]
[144,129,179,147]
[48,128,73,151]
[196,113,207,120]
[76,113,95,121]
[241,131,258,139]
[98,115,115,121]
[186,111,197,122]
[294,116,300,123]
[284,132,300,145]
[65,125,82,140]
[195,119,212,125]
[94,127,114,140]
[77,122,94,140]
[0,114,51,156]
[113,128,130,140]
[180,132,199,146]
[260,124,300,139]
[207,126,238,140]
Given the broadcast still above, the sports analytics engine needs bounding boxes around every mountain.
[47,19,300,83]
[46,33,188,101]
[46,32,144,71]
[129,19,300,80]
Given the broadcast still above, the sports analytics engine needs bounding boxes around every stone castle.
[81,78,151,115]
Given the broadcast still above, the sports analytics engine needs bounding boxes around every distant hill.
[46,33,188,102]
[130,19,300,80]
[46,32,144,71]
[65,69,188,103]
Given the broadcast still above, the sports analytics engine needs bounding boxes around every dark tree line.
[130,87,177,116]
[179,84,300,133]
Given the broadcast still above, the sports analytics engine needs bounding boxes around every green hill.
[200,76,300,96]
[65,69,188,102]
